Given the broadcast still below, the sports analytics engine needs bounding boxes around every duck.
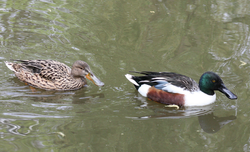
[4,59,104,90]
[125,71,237,107]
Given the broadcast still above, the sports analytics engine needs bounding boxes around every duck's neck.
[71,75,86,84]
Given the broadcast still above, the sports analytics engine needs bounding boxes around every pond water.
[0,0,249,151]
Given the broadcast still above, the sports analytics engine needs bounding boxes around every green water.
[0,0,248,151]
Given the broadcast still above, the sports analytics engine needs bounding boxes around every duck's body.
[5,60,104,90]
[125,71,237,107]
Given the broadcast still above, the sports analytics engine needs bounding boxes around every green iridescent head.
[199,72,237,99]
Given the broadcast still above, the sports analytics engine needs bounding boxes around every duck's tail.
[125,74,151,97]
[125,74,139,86]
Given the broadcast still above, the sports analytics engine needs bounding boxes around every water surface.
[0,0,248,151]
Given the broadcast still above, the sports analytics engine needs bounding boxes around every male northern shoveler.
[125,71,237,107]
[5,60,104,90]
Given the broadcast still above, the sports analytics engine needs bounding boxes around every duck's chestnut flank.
[147,87,185,106]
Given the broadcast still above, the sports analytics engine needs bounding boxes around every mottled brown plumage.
[5,60,104,90]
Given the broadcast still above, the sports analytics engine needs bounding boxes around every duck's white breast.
[184,91,216,106]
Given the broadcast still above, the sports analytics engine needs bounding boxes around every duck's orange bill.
[86,73,104,87]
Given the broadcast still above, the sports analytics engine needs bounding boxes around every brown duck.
[4,60,104,90]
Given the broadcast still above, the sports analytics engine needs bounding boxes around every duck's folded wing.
[16,60,71,81]
[130,71,199,92]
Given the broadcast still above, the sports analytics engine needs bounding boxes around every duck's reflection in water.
[9,77,105,104]
[127,101,236,134]
[198,112,236,133]
[12,87,104,104]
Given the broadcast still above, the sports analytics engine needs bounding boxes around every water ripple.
[3,112,71,118]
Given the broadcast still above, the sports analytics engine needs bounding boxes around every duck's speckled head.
[71,60,104,87]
